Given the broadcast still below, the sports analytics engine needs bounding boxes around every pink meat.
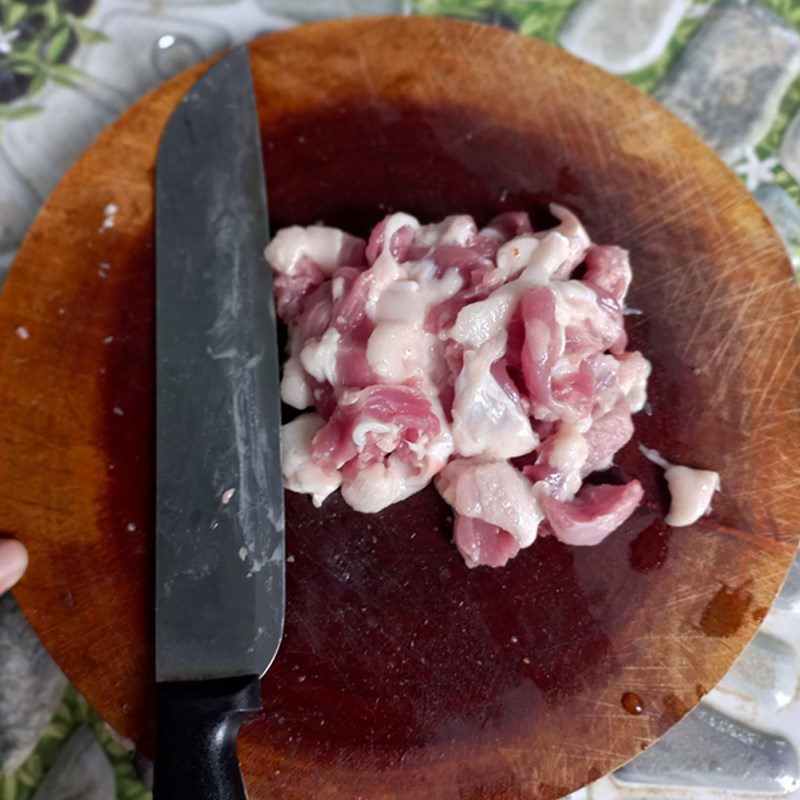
[336,339,376,388]
[523,459,563,496]
[436,457,543,549]
[331,268,371,333]
[339,234,368,269]
[311,385,441,472]
[424,284,490,334]
[443,340,465,388]
[504,304,525,370]
[584,245,632,306]
[551,359,596,419]
[468,235,501,263]
[519,284,628,420]
[439,384,456,422]
[541,480,643,546]
[520,287,560,372]
[310,378,337,420]
[296,263,377,352]
[583,245,630,354]
[330,268,378,389]
[431,244,494,283]
[365,219,416,265]
[453,515,521,569]
[271,233,367,324]
[563,296,626,358]
[490,357,528,410]
[480,211,533,242]
[297,282,334,341]
[587,353,621,397]
[273,209,649,568]
[582,399,634,475]
[521,425,575,496]
[519,287,567,416]
[273,260,325,323]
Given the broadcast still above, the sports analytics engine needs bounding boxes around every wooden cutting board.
[1,17,799,800]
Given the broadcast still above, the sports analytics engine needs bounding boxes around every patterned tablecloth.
[0,1,799,799]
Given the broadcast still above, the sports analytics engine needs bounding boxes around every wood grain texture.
[1,17,799,800]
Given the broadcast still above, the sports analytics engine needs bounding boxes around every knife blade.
[153,47,284,800]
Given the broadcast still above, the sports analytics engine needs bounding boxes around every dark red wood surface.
[1,18,799,800]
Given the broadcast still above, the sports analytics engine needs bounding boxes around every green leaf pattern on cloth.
[1,688,150,800]
[0,0,106,119]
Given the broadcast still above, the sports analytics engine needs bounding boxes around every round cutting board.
[1,17,799,800]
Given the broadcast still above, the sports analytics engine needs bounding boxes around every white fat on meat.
[614,351,651,413]
[451,333,537,459]
[367,322,423,383]
[449,232,571,348]
[342,460,409,512]
[266,225,353,276]
[343,423,453,513]
[281,414,342,507]
[543,421,590,499]
[374,281,425,326]
[436,458,543,548]
[352,418,400,451]
[281,330,313,409]
[281,354,312,409]
[343,451,440,513]
[365,212,420,316]
[640,445,721,527]
[331,275,346,301]
[299,327,340,384]
[374,267,463,327]
[552,280,620,348]
[494,236,542,284]
[547,203,591,276]
[415,214,477,248]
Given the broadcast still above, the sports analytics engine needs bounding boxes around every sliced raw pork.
[268,207,653,567]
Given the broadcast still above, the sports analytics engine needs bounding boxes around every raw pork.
[268,207,655,567]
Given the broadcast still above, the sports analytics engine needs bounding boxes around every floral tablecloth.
[1,1,799,799]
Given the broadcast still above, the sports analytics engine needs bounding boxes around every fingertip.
[0,539,29,594]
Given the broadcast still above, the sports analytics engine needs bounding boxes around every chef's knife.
[154,47,284,800]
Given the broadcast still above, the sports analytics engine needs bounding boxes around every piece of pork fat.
[453,516,521,569]
[523,420,591,500]
[448,232,573,349]
[267,225,367,323]
[308,385,453,513]
[268,208,664,569]
[540,481,644,546]
[311,385,442,471]
[450,332,537,459]
[281,413,342,508]
[542,203,592,279]
[639,445,721,527]
[435,457,544,549]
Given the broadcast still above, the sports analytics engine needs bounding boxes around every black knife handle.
[154,675,262,800]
